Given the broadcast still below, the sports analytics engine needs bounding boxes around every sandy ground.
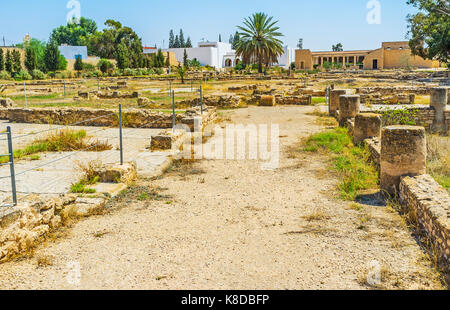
[0,106,443,290]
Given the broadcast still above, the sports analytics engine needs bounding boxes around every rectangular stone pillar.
[381,126,427,195]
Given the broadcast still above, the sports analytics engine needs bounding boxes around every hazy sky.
[1,0,418,51]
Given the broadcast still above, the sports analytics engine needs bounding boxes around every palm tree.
[235,12,284,73]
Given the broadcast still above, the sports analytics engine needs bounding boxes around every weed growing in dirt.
[303,128,379,200]
[0,129,112,164]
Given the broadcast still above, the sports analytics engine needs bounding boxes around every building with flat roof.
[160,41,294,70]
[58,45,88,60]
[295,41,440,70]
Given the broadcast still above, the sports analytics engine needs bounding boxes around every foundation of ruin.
[338,95,360,127]
[353,113,382,145]
[380,125,427,195]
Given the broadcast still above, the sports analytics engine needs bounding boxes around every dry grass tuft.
[36,254,54,267]
[426,134,449,193]
[302,208,331,222]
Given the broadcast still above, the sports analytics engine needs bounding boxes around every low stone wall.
[356,86,431,96]
[364,137,381,172]
[1,107,216,130]
[0,195,79,263]
[360,94,415,105]
[399,175,450,262]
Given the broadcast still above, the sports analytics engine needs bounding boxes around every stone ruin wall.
[336,93,449,264]
[0,107,216,131]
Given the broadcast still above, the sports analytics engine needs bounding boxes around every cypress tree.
[174,35,180,48]
[179,29,185,48]
[219,34,222,42]
[25,47,37,71]
[115,43,130,69]
[0,49,4,71]
[12,50,22,73]
[183,49,188,67]
[169,30,174,48]
[186,37,192,48]
[43,43,61,72]
[5,50,13,73]
[74,56,83,71]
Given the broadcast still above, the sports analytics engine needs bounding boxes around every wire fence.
[0,86,204,208]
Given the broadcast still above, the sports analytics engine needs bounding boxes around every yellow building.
[295,41,440,70]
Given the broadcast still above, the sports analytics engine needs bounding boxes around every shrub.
[0,70,11,80]
[376,103,418,126]
[123,68,138,76]
[97,59,114,74]
[14,70,32,81]
[31,69,46,80]
[74,57,83,71]
[82,63,96,72]
[234,62,245,71]
[54,71,73,79]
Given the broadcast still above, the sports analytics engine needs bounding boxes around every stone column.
[353,113,382,145]
[329,90,346,116]
[380,126,427,195]
[430,87,448,134]
[338,95,360,127]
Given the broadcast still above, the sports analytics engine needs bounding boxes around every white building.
[158,42,294,69]
[58,45,88,60]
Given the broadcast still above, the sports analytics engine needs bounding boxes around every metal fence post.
[64,80,66,98]
[6,126,17,206]
[119,104,123,165]
[172,90,176,132]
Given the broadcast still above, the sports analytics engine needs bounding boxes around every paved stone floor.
[0,121,169,204]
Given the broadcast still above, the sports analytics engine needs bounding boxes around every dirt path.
[0,106,443,290]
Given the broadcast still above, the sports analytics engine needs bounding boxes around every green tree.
[186,37,193,48]
[174,35,180,48]
[16,38,46,71]
[98,58,114,74]
[179,29,185,48]
[332,43,343,51]
[50,17,97,46]
[232,31,240,50]
[236,13,284,73]
[43,43,62,72]
[0,49,4,71]
[115,43,130,69]
[407,0,450,65]
[5,50,13,73]
[25,47,38,71]
[154,49,165,68]
[219,34,222,42]
[12,50,22,73]
[85,19,143,69]
[169,30,175,48]
[74,57,83,71]
[177,64,186,84]
[58,55,67,70]
[183,49,189,67]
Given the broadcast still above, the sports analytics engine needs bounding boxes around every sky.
[0,0,419,51]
